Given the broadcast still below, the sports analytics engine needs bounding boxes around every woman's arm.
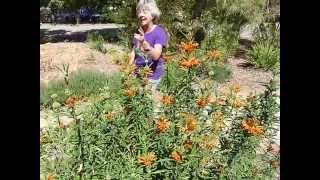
[142,41,162,60]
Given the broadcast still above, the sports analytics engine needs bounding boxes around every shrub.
[247,40,279,73]
[87,32,107,53]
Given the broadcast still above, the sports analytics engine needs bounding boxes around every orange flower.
[125,88,136,97]
[270,160,279,169]
[179,58,192,70]
[170,150,183,162]
[155,117,170,133]
[179,41,198,54]
[47,174,54,180]
[161,95,173,105]
[140,66,153,78]
[232,98,243,109]
[241,118,263,136]
[121,64,136,74]
[64,96,81,107]
[230,84,241,93]
[207,50,222,59]
[138,152,156,167]
[179,58,200,70]
[181,113,197,132]
[105,112,113,121]
[196,98,208,108]
[162,54,172,63]
[190,58,200,66]
[183,140,193,150]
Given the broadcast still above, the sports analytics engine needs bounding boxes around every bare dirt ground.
[220,57,279,97]
[40,42,125,84]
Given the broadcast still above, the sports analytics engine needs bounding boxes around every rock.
[59,116,75,127]
[239,24,257,42]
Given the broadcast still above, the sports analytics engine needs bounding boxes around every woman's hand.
[134,27,145,43]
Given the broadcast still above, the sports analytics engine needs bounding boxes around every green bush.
[247,40,279,73]
[87,32,107,53]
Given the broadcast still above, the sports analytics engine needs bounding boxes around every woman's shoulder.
[155,24,166,32]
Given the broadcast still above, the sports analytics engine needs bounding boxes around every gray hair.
[136,0,161,21]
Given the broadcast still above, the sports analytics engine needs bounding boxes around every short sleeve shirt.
[132,25,167,80]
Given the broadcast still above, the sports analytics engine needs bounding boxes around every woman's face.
[137,9,153,27]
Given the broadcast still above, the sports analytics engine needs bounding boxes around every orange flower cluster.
[181,113,197,132]
[230,84,241,93]
[140,66,153,78]
[196,98,209,108]
[170,150,183,162]
[120,64,136,75]
[137,152,156,167]
[161,95,174,105]
[199,135,218,149]
[206,50,222,59]
[183,140,193,150]
[179,58,200,70]
[179,41,198,54]
[241,118,263,136]
[125,88,136,97]
[155,117,170,133]
[105,112,113,121]
[64,96,81,107]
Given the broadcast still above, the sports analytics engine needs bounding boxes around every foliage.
[247,39,280,74]
[86,32,107,53]
[48,0,65,13]
[41,37,279,179]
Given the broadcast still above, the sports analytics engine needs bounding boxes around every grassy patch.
[40,70,121,107]
[208,65,232,83]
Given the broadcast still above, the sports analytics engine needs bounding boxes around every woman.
[129,0,168,100]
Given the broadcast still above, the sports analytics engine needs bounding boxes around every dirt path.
[218,57,278,97]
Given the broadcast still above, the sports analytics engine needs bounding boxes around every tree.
[48,0,64,13]
[40,0,51,7]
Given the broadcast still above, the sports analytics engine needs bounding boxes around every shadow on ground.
[40,28,121,44]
